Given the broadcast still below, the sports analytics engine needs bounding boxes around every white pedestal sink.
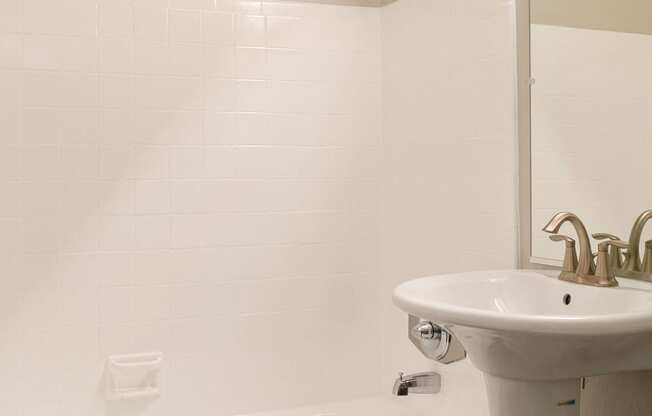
[393,270,652,416]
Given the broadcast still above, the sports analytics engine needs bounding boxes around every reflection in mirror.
[529,0,652,263]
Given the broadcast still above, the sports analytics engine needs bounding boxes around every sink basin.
[393,270,652,416]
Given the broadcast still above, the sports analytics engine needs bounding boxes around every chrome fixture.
[392,371,441,396]
[414,320,436,339]
[548,234,578,280]
[408,315,466,364]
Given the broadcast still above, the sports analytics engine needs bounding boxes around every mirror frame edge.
[515,0,561,270]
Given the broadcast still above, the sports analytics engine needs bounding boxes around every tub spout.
[392,372,440,396]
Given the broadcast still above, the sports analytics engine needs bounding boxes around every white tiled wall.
[0,1,382,414]
[1,0,519,414]
[379,1,517,415]
[531,24,652,260]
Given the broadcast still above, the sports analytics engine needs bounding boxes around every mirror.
[528,0,652,263]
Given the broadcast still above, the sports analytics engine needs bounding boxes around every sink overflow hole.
[563,294,572,305]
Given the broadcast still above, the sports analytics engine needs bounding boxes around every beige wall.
[380,0,517,415]
[532,0,652,34]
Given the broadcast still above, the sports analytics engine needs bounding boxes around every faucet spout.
[392,372,440,396]
[392,373,409,396]
[624,210,652,274]
[543,212,594,277]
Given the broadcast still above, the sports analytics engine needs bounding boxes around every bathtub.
[235,395,445,416]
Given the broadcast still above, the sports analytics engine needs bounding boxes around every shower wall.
[379,0,517,414]
[0,1,382,414]
[0,0,519,414]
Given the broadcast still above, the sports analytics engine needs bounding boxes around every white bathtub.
[235,395,443,416]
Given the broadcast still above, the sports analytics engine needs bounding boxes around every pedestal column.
[483,374,581,416]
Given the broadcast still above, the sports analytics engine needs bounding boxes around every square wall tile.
[202,45,235,77]
[0,71,22,108]
[23,0,97,36]
[99,0,134,36]
[216,0,261,14]
[170,147,205,178]
[60,145,99,179]
[202,11,235,44]
[235,47,267,79]
[204,78,237,111]
[24,72,98,107]
[236,80,269,112]
[0,34,22,68]
[20,145,61,180]
[235,15,265,47]
[0,110,20,145]
[134,0,168,40]
[169,9,202,42]
[134,181,171,214]
[100,37,135,73]
[134,215,171,249]
[23,35,98,71]
[170,0,215,9]
[0,0,23,33]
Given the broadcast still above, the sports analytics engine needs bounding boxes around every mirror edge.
[515,0,561,270]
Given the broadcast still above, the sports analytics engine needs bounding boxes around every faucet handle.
[642,241,652,273]
[593,233,627,269]
[550,234,578,276]
[549,234,575,246]
[597,239,629,251]
[595,239,630,286]
[592,233,621,241]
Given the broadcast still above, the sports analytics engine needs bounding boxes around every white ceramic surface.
[394,270,652,379]
[395,270,652,335]
[394,270,652,416]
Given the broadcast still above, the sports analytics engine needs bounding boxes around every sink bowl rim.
[393,269,652,336]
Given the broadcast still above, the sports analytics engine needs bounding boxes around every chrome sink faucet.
[392,372,440,396]
[543,212,627,287]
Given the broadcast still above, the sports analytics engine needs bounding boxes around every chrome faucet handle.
[549,234,578,278]
[594,239,630,286]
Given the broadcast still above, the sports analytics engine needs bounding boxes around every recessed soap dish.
[105,352,163,401]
